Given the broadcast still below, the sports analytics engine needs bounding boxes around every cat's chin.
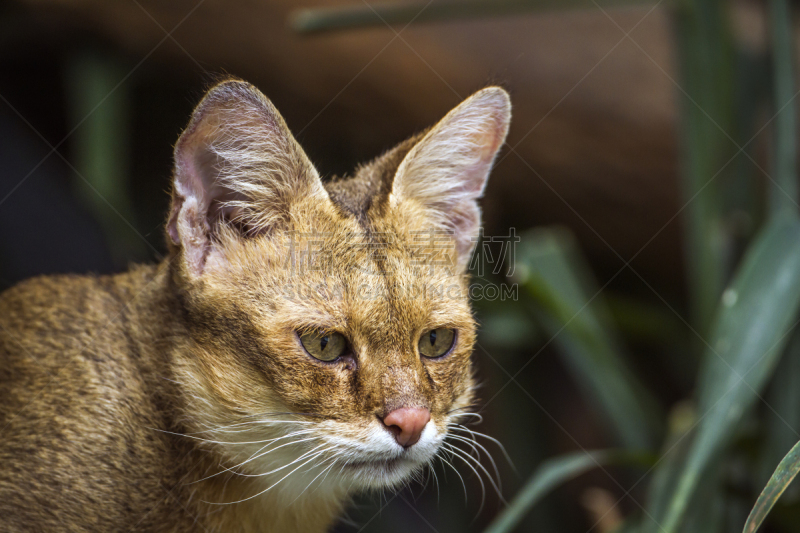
[340,455,424,490]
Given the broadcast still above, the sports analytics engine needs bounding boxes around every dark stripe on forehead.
[321,132,428,330]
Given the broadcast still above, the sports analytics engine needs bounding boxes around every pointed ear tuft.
[392,87,511,271]
[167,80,325,276]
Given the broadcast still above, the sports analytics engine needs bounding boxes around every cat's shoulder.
[2,266,151,324]
[0,264,163,367]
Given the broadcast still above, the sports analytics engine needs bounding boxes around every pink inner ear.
[461,154,496,197]
[186,143,248,222]
[167,196,183,245]
[169,133,252,244]
[167,146,209,274]
[391,88,510,271]
[473,121,506,183]
[168,142,208,246]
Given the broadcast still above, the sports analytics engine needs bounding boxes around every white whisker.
[233,443,327,478]
[221,434,318,474]
[146,426,307,447]
[443,442,504,504]
[189,431,316,484]
[436,453,466,503]
[205,451,326,505]
[448,423,515,471]
[290,455,338,505]
[442,442,487,517]
[445,432,502,493]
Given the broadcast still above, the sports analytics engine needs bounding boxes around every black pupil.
[320,335,329,351]
[429,330,437,346]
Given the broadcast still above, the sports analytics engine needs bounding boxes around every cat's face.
[166,80,510,496]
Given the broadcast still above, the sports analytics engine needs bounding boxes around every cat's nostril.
[381,407,431,448]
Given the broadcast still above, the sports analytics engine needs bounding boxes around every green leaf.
[478,304,540,351]
[674,0,738,334]
[483,450,653,533]
[769,0,799,215]
[290,0,667,35]
[758,330,800,496]
[654,214,800,533]
[64,51,148,264]
[643,402,697,525]
[516,228,663,450]
[744,439,800,532]
[604,293,684,344]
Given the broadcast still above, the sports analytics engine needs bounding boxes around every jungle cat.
[0,79,511,532]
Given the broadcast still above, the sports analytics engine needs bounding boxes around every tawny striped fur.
[0,79,510,532]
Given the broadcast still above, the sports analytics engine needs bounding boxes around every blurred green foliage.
[478,0,800,531]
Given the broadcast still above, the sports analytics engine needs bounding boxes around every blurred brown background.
[0,0,763,531]
[0,0,687,293]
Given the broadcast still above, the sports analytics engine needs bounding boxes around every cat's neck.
[183,465,350,533]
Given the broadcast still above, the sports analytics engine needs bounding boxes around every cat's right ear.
[167,80,325,276]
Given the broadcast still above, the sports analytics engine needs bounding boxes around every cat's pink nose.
[382,407,431,448]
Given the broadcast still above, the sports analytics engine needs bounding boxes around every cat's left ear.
[167,80,327,276]
[391,87,511,271]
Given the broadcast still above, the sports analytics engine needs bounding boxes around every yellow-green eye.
[299,330,347,362]
[418,328,456,358]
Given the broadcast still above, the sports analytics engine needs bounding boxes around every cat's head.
[166,80,510,495]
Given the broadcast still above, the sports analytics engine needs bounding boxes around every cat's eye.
[418,328,456,358]
[299,330,348,362]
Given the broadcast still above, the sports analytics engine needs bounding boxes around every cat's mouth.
[342,455,406,472]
